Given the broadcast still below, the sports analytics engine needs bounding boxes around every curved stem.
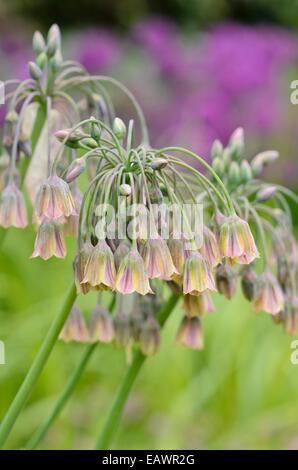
[0,283,77,449]
[95,292,180,450]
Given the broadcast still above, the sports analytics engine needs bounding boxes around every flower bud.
[211,139,223,160]
[89,305,115,343]
[222,147,231,170]
[79,137,98,149]
[228,161,241,186]
[212,157,224,177]
[5,110,19,123]
[229,127,244,159]
[241,267,257,301]
[33,31,46,55]
[36,52,47,69]
[256,185,277,202]
[28,62,43,81]
[251,151,279,176]
[113,117,126,140]
[47,24,61,57]
[216,264,237,299]
[139,318,160,355]
[240,160,252,183]
[151,158,168,170]
[119,184,132,196]
[65,158,86,183]
[176,316,204,350]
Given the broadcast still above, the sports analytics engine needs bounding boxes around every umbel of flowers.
[0,26,297,358]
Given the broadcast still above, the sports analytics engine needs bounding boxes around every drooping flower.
[64,186,82,237]
[215,264,237,299]
[219,215,259,264]
[167,238,186,284]
[113,314,133,348]
[200,226,221,268]
[241,267,258,301]
[89,305,115,343]
[253,272,284,315]
[73,242,93,294]
[59,305,90,343]
[183,251,216,295]
[114,240,131,270]
[183,292,215,317]
[31,218,66,260]
[138,317,160,355]
[115,248,153,295]
[143,237,177,280]
[82,240,116,289]
[176,316,204,350]
[35,174,76,221]
[0,182,27,228]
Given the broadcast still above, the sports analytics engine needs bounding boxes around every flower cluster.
[1,25,297,359]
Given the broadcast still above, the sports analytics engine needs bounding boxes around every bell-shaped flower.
[82,240,116,290]
[115,248,153,295]
[31,217,66,260]
[219,215,259,264]
[253,272,284,315]
[0,182,27,228]
[35,174,76,220]
[183,252,216,295]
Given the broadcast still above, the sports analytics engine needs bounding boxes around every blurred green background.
[0,0,298,450]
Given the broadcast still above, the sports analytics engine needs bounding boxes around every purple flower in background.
[73,29,120,73]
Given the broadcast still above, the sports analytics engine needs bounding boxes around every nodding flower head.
[219,215,259,264]
[115,248,153,295]
[31,218,66,260]
[183,251,216,296]
[89,305,115,343]
[0,182,28,228]
[200,226,221,268]
[82,240,116,290]
[59,305,90,343]
[253,272,284,315]
[142,237,177,280]
[176,316,204,350]
[35,174,76,221]
[183,292,215,318]
[167,239,186,284]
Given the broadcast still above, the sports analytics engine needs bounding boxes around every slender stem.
[0,283,77,449]
[26,343,96,450]
[95,292,180,450]
[26,296,116,449]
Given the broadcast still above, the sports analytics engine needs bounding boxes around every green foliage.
[1,227,297,449]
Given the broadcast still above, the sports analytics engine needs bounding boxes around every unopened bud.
[5,110,19,123]
[222,148,231,170]
[79,137,98,149]
[36,52,47,70]
[151,158,168,170]
[33,31,46,55]
[256,185,277,202]
[251,151,279,176]
[47,24,61,57]
[228,161,240,185]
[240,160,252,183]
[119,184,132,196]
[65,158,86,183]
[229,127,244,158]
[211,139,223,160]
[28,62,43,81]
[212,157,224,177]
[54,128,87,148]
[113,117,126,140]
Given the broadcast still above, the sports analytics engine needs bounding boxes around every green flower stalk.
[0,25,297,450]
